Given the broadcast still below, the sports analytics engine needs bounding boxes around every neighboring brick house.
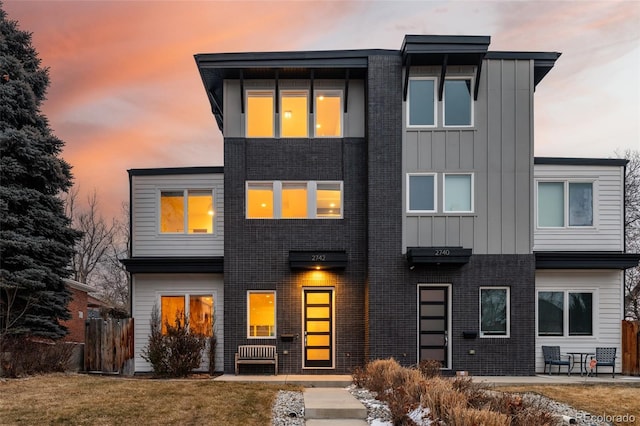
[62,279,96,343]
[123,35,640,375]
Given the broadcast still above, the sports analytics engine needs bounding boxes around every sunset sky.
[4,0,639,220]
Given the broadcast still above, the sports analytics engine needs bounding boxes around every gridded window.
[408,79,436,126]
[480,288,509,337]
[246,91,274,137]
[315,91,342,137]
[160,294,213,337]
[248,291,276,338]
[407,174,436,212]
[538,291,593,336]
[160,190,214,234]
[246,181,343,219]
[444,79,472,126]
[444,174,473,212]
[537,181,593,227]
[281,91,308,137]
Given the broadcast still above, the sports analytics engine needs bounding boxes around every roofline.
[64,278,97,293]
[534,157,628,167]
[128,166,223,177]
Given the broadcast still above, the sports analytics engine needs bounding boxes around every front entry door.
[303,288,333,368]
[418,286,450,368]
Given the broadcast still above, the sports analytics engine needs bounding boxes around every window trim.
[443,173,474,213]
[247,290,277,339]
[443,77,474,128]
[406,173,437,213]
[407,77,437,128]
[158,189,215,235]
[536,180,596,229]
[245,89,275,138]
[246,180,343,219]
[157,292,215,337]
[536,289,597,338]
[479,287,510,338]
[314,89,344,138]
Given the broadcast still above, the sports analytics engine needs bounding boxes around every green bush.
[142,306,206,377]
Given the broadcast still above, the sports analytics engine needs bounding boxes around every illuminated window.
[281,91,308,137]
[246,181,343,219]
[247,291,276,338]
[282,183,307,218]
[247,90,274,137]
[444,79,472,126]
[316,182,342,217]
[247,183,274,218]
[160,190,214,234]
[315,91,342,137]
[160,294,213,336]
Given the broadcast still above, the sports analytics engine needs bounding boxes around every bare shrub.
[142,306,206,377]
[417,359,442,378]
[351,365,367,388]
[420,377,468,422]
[0,337,74,377]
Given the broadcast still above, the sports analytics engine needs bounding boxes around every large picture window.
[160,190,214,234]
[407,173,474,213]
[248,291,276,338]
[246,181,343,219]
[408,78,436,127]
[538,290,594,337]
[480,287,509,337]
[537,181,593,228]
[160,294,213,337]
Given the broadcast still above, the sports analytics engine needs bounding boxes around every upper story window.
[246,181,342,219]
[246,90,274,137]
[246,89,343,138]
[281,90,308,137]
[407,173,473,214]
[537,181,593,228]
[407,77,473,128]
[160,189,214,234]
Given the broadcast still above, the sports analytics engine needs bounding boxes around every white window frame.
[245,89,275,138]
[247,290,277,339]
[246,181,343,219]
[313,89,343,138]
[158,189,215,235]
[407,77,437,128]
[280,89,309,138]
[406,173,437,213]
[442,77,474,128]
[536,180,596,229]
[479,287,510,338]
[443,173,474,213]
[536,289,597,338]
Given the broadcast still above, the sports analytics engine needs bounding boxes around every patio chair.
[589,347,616,378]
[542,345,571,375]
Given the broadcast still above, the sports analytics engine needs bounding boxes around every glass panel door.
[303,289,333,368]
[419,286,449,368]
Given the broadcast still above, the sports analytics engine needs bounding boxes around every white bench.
[235,345,278,375]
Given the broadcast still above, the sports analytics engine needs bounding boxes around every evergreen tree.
[0,4,81,341]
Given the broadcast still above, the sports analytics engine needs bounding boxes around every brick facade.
[61,286,88,343]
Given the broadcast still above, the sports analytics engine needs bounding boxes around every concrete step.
[304,388,367,420]
[306,420,368,426]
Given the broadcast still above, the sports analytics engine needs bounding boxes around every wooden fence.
[85,318,134,375]
[622,320,640,376]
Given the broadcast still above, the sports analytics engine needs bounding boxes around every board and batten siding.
[131,173,224,257]
[534,165,624,252]
[535,270,623,373]
[132,274,224,373]
[403,59,534,255]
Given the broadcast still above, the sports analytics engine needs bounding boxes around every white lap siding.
[535,270,622,374]
[132,274,224,373]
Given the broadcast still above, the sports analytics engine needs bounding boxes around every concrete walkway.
[304,388,368,425]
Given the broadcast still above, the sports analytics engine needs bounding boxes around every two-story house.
[124,35,639,376]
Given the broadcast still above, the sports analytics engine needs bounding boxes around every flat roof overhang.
[121,257,224,274]
[535,252,640,270]
[406,247,472,267]
[289,250,348,270]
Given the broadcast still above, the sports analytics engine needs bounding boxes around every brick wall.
[62,286,88,343]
